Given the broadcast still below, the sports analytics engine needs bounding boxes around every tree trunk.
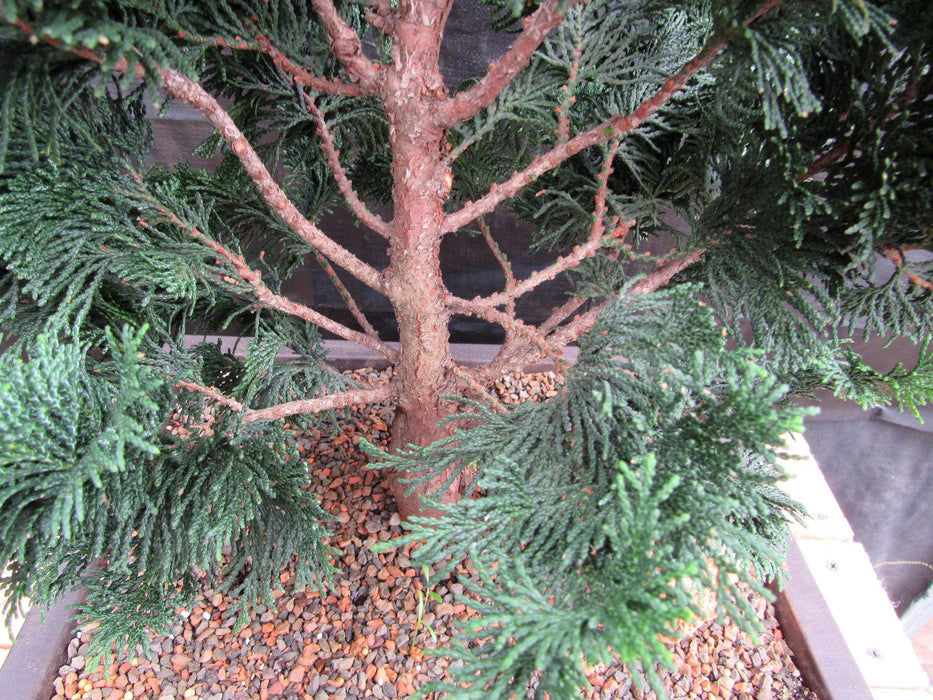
[380,0,469,519]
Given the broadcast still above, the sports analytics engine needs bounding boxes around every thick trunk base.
[385,466,470,521]
[385,407,469,520]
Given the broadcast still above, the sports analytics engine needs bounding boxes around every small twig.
[479,216,515,291]
[310,248,383,338]
[881,245,933,291]
[256,34,368,97]
[173,31,367,97]
[302,92,391,238]
[453,146,629,377]
[458,306,567,383]
[538,295,590,336]
[556,37,583,145]
[478,215,518,324]
[451,218,631,313]
[176,379,396,424]
[549,248,706,347]
[538,248,626,336]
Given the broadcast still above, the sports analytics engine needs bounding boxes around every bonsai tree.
[1,0,930,694]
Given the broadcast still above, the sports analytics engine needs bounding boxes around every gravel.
[49,369,819,700]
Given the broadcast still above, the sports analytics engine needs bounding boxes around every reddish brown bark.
[377,0,470,519]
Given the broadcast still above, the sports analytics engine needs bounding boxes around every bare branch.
[549,248,706,347]
[175,380,245,412]
[176,379,396,424]
[243,384,396,423]
[539,245,628,336]
[7,19,388,294]
[443,34,730,233]
[309,248,383,338]
[477,215,519,327]
[453,144,629,312]
[435,0,576,128]
[138,194,398,362]
[461,305,564,376]
[538,294,589,336]
[173,31,369,97]
[303,93,391,238]
[479,216,515,291]
[159,69,386,294]
[455,144,629,378]
[309,0,381,89]
[555,41,582,145]
[256,34,369,96]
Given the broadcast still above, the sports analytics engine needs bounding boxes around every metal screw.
[826,560,839,572]
[867,648,883,660]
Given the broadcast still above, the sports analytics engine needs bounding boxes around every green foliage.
[0,328,336,661]
[369,288,807,696]
[0,0,931,697]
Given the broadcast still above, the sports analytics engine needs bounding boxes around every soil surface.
[50,369,820,700]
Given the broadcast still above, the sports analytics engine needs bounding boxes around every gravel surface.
[49,369,820,700]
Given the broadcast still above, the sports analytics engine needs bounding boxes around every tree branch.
[435,0,576,128]
[7,18,388,293]
[457,144,629,378]
[555,35,582,145]
[243,384,396,423]
[549,248,707,347]
[538,245,626,336]
[309,248,383,339]
[480,215,515,292]
[453,144,629,313]
[176,380,396,424]
[443,34,729,233]
[256,34,369,97]
[308,0,381,90]
[175,380,245,412]
[159,69,386,294]
[460,306,564,381]
[137,192,398,362]
[174,31,369,97]
[303,92,391,238]
[471,248,706,381]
